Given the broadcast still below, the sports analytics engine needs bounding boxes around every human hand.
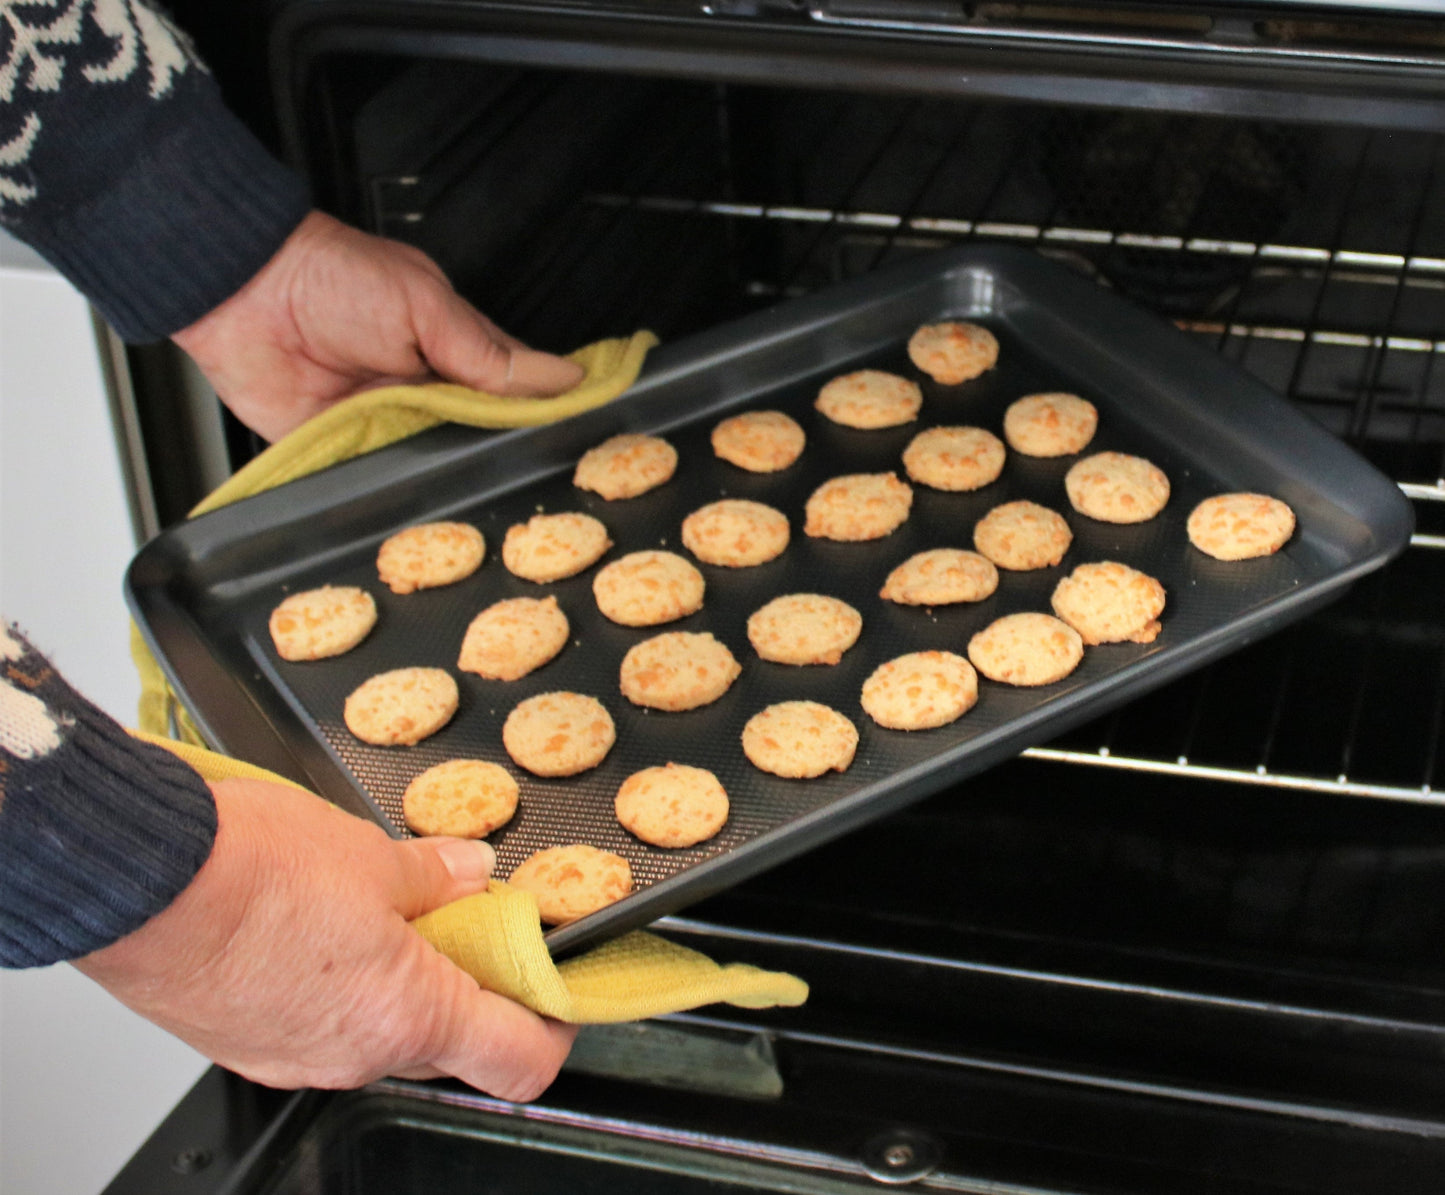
[74,777,575,1099]
[172,211,585,441]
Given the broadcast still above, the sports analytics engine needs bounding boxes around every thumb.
[389,837,497,920]
[417,290,585,397]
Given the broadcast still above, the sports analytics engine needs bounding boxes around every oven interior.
[111,24,1445,1195]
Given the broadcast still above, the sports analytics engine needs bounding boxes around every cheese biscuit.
[1003,393,1098,457]
[747,593,862,666]
[1051,561,1166,645]
[974,500,1073,571]
[457,595,569,681]
[402,759,519,838]
[573,433,678,500]
[508,844,633,925]
[1065,451,1170,524]
[502,512,611,583]
[1187,493,1296,560]
[711,409,806,473]
[619,631,741,712]
[861,651,979,730]
[376,521,485,594]
[907,321,999,384]
[804,472,914,542]
[815,370,923,429]
[902,425,1006,491]
[502,691,616,777]
[615,763,730,849]
[880,549,998,606]
[344,667,458,746]
[968,613,1084,687]
[269,585,377,661]
[742,701,859,779]
[681,499,790,567]
[593,550,705,627]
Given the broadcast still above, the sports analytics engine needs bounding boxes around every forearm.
[0,1,309,342]
[0,624,216,967]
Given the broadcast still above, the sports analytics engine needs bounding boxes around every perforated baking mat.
[127,245,1413,956]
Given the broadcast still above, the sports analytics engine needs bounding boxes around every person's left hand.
[172,211,584,442]
[75,777,576,1098]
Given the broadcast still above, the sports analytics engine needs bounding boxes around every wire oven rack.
[364,81,1445,806]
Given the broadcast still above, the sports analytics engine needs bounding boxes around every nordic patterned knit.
[0,624,216,967]
[0,0,310,341]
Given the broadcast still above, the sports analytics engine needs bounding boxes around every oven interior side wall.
[303,57,1445,1004]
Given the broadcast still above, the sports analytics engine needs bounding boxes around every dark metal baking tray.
[126,245,1414,956]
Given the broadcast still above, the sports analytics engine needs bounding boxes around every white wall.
[0,235,209,1194]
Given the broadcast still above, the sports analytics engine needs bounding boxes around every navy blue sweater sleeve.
[0,1,310,342]
[0,625,217,968]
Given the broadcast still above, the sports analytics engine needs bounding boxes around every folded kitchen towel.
[134,330,659,742]
[131,731,810,1023]
[129,330,810,1021]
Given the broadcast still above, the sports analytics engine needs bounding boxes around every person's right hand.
[173,211,585,442]
[75,777,575,1100]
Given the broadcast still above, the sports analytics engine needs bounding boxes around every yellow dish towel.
[129,332,810,1023]
[131,731,808,1025]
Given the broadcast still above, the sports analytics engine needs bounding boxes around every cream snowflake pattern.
[1,0,203,210]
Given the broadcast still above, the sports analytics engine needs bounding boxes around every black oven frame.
[106,2,1445,1191]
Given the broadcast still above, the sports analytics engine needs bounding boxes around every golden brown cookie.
[501,512,612,583]
[615,763,730,849]
[973,500,1073,571]
[742,701,859,779]
[879,549,999,606]
[967,613,1085,686]
[573,433,678,500]
[907,321,999,384]
[268,585,377,661]
[619,631,742,712]
[747,593,862,666]
[681,499,790,568]
[803,473,914,542]
[1002,393,1098,457]
[457,595,569,681]
[815,370,923,429]
[508,845,633,925]
[1051,561,1166,645]
[593,550,705,627]
[902,425,1006,492]
[376,521,485,595]
[860,651,979,730]
[343,667,459,746]
[1065,452,1170,524]
[1187,493,1297,561]
[710,409,806,473]
[402,759,519,838]
[502,691,616,776]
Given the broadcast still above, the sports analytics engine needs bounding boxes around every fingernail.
[436,839,496,884]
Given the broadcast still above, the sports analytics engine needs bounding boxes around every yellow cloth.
[130,332,810,1022]
[134,731,808,1023]
[191,332,658,518]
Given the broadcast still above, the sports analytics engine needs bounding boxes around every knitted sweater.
[0,0,310,341]
[0,625,216,967]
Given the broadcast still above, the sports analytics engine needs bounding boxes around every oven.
[106,1,1445,1190]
